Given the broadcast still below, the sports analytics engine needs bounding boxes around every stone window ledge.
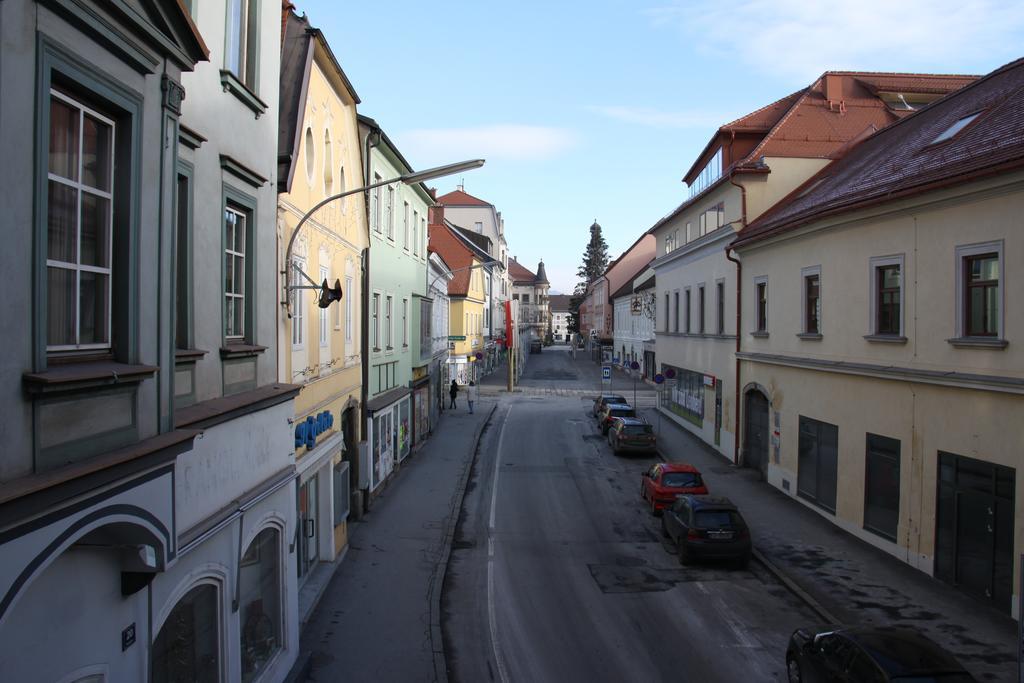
[220,344,267,360]
[23,361,157,396]
[219,70,267,118]
[796,333,823,341]
[947,337,1008,349]
[750,331,770,338]
[175,348,209,365]
[864,334,908,344]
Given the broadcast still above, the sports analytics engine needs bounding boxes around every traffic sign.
[601,365,612,385]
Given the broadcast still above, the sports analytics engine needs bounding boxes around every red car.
[640,463,708,514]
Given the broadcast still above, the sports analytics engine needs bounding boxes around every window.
[412,210,419,256]
[151,583,220,683]
[344,275,353,340]
[371,172,382,233]
[474,221,483,233]
[402,298,408,346]
[673,292,679,332]
[226,0,258,88]
[685,222,693,243]
[698,285,705,334]
[323,130,333,195]
[402,201,409,249]
[797,416,838,513]
[523,294,530,304]
[964,252,999,336]
[716,280,725,335]
[371,293,380,350]
[932,111,982,144]
[46,91,115,351]
[224,207,247,340]
[239,528,282,683]
[864,434,900,541]
[802,266,821,335]
[688,147,722,198]
[385,185,394,239]
[385,295,393,348]
[319,265,329,347]
[338,165,346,213]
[175,168,193,350]
[684,289,691,333]
[870,256,903,336]
[290,260,304,347]
[664,293,669,332]
[697,202,725,237]
[754,277,768,334]
[421,218,426,256]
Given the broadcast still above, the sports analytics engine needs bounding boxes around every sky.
[301,0,1024,294]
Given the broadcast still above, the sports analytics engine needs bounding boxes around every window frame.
[344,275,353,339]
[318,264,329,347]
[224,0,260,90]
[385,294,393,350]
[684,288,691,334]
[385,185,395,240]
[716,279,725,335]
[402,297,409,347]
[800,265,821,336]
[753,275,769,335]
[697,283,706,334]
[673,291,680,333]
[957,242,1003,339]
[290,257,305,349]
[174,161,195,351]
[868,254,904,338]
[371,292,380,351]
[864,433,901,542]
[222,184,257,345]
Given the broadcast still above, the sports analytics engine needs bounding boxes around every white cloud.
[398,124,578,162]
[647,0,1024,82]
[586,105,724,128]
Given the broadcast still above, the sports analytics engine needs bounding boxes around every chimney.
[824,74,843,105]
[428,204,444,226]
[457,183,464,192]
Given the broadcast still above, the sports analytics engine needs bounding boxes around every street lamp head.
[401,159,485,185]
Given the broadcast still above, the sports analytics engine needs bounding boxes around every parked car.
[640,463,707,512]
[662,495,751,568]
[598,403,636,434]
[592,393,627,416]
[785,626,977,682]
[608,418,657,455]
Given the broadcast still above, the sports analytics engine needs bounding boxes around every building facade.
[549,295,572,342]
[731,59,1024,616]
[358,116,432,496]
[509,258,551,342]
[278,11,366,608]
[611,267,656,377]
[423,251,454,436]
[650,70,975,463]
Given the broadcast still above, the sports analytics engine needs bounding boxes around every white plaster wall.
[175,401,294,535]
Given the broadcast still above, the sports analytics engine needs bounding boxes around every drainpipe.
[727,172,747,467]
[359,125,382,504]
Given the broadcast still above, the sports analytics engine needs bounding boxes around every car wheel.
[786,656,801,683]
[650,497,660,516]
[677,541,693,566]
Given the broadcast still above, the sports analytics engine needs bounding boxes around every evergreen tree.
[568,220,609,333]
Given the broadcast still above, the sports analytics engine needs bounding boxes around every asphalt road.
[443,392,819,683]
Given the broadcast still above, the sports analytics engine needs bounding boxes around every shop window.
[152,583,221,683]
[797,416,838,513]
[239,528,282,683]
[864,433,900,541]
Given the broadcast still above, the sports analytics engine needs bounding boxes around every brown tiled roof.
[854,73,978,96]
[507,257,537,284]
[428,223,477,296]
[722,89,805,132]
[732,58,1024,249]
[436,189,492,207]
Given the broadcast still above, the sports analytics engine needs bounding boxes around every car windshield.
[891,677,976,682]
[610,408,635,417]
[662,472,701,487]
[623,424,653,436]
[694,510,742,528]
[602,396,626,404]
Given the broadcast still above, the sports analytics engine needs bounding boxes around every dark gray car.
[661,495,751,568]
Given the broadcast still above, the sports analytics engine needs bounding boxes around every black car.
[592,393,627,417]
[598,403,637,434]
[661,495,751,568]
[785,626,977,682]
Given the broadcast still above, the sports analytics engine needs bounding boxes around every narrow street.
[446,347,816,682]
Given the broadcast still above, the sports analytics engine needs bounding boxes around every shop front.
[660,363,705,427]
[367,387,412,493]
[411,367,431,446]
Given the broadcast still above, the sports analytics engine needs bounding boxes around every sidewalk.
[641,405,1017,681]
[294,400,495,683]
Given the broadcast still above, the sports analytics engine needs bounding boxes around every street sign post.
[601,364,612,388]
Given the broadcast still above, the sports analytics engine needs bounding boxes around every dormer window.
[878,91,943,112]
[932,111,983,144]
[688,148,723,199]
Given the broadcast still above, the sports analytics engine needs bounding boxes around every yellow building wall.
[448,259,486,358]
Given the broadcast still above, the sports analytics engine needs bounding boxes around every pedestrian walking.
[449,379,459,409]
[466,381,477,414]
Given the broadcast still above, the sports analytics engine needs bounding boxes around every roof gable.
[507,258,536,284]
[437,189,492,206]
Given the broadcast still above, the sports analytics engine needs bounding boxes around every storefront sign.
[703,374,716,387]
[448,335,466,341]
[295,410,334,450]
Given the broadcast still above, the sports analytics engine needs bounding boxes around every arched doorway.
[744,389,770,474]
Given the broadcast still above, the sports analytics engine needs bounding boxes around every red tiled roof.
[548,294,572,312]
[436,189,492,207]
[722,89,805,132]
[428,223,478,296]
[507,257,537,284]
[732,58,1024,248]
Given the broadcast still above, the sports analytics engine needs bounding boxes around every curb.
[428,403,498,683]
[645,405,840,627]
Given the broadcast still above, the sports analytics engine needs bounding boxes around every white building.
[612,267,656,377]
[549,295,572,342]
[425,251,453,434]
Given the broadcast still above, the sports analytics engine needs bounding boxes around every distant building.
[611,267,656,377]
[509,258,551,342]
[549,294,573,342]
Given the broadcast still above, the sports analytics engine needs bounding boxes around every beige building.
[278,11,367,606]
[731,59,1024,616]
[649,71,975,462]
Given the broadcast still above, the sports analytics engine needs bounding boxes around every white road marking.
[487,404,512,683]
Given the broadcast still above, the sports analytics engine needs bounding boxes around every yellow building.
[278,11,366,599]
[428,220,488,383]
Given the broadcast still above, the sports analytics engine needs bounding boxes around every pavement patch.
[588,563,758,593]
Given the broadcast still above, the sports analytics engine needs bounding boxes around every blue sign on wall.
[295,410,334,450]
